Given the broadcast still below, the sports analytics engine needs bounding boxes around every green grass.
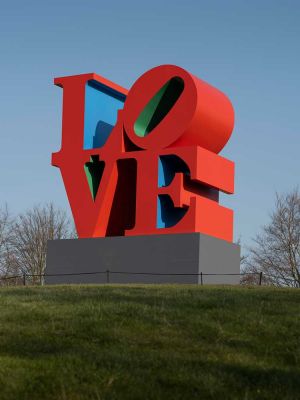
[0,285,299,400]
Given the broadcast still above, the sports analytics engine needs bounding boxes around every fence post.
[23,273,26,286]
[200,272,203,286]
[259,271,263,286]
[106,269,110,284]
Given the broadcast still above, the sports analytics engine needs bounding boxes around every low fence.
[0,270,264,286]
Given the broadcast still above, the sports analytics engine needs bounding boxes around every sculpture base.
[45,233,240,285]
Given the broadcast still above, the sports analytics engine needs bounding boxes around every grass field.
[0,285,299,400]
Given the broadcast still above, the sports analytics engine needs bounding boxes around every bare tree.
[0,206,9,268]
[243,188,300,287]
[235,238,256,285]
[0,205,14,278]
[11,203,75,284]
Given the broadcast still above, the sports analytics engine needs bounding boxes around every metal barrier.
[0,270,266,286]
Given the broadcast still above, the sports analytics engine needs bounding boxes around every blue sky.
[0,0,299,247]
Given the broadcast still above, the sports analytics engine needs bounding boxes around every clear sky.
[0,0,299,247]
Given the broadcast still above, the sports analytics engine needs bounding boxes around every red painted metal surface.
[52,65,235,242]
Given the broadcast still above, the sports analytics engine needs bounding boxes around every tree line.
[0,203,75,285]
[0,188,299,287]
[241,188,300,287]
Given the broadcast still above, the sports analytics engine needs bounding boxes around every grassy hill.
[0,285,299,400]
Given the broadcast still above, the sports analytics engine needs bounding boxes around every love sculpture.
[46,65,240,284]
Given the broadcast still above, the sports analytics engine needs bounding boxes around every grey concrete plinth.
[45,233,240,285]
